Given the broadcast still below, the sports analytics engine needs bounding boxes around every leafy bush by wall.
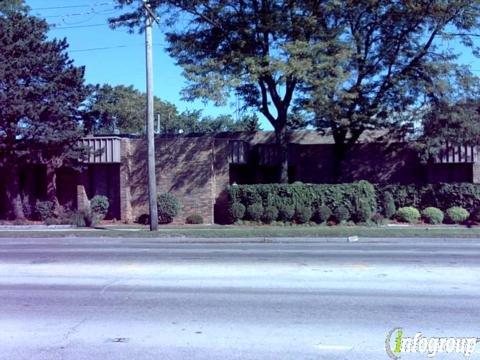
[278,203,295,222]
[229,202,246,222]
[246,203,264,221]
[381,191,396,219]
[396,207,420,223]
[333,206,350,223]
[375,183,480,212]
[186,213,204,224]
[445,206,470,224]
[157,193,180,224]
[263,205,279,223]
[90,195,109,220]
[295,205,313,224]
[421,207,444,225]
[36,200,55,221]
[313,205,332,224]
[227,181,376,224]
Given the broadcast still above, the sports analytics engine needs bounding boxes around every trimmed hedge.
[375,183,480,213]
[445,206,470,224]
[396,207,420,223]
[228,181,376,223]
[229,202,246,222]
[246,203,264,221]
[296,205,313,224]
[314,205,332,223]
[263,205,279,223]
[227,182,480,225]
[421,207,444,225]
[186,214,204,224]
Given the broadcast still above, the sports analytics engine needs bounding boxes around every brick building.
[0,131,478,224]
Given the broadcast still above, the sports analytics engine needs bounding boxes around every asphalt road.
[0,237,479,360]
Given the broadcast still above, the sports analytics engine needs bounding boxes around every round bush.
[296,205,313,224]
[157,193,180,224]
[247,203,264,221]
[421,207,444,225]
[314,205,332,224]
[382,191,396,219]
[334,206,350,223]
[278,204,295,222]
[396,207,420,223]
[229,202,246,222]
[263,205,279,224]
[470,207,480,223]
[354,198,373,223]
[36,200,55,221]
[137,213,150,225]
[186,213,204,224]
[90,195,109,220]
[445,206,470,224]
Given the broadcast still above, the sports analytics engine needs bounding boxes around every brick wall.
[127,136,224,224]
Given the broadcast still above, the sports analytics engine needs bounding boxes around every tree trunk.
[332,141,348,183]
[275,125,289,184]
[4,163,25,220]
[46,162,60,211]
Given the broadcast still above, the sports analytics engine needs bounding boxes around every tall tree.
[305,0,480,179]
[0,0,27,15]
[85,84,261,134]
[110,0,337,183]
[84,84,178,134]
[0,13,89,218]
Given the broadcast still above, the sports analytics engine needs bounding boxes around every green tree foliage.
[0,13,89,219]
[111,1,480,182]
[110,0,330,182]
[84,84,261,134]
[0,0,27,15]
[418,100,480,161]
[305,1,480,178]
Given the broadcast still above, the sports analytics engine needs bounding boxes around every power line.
[49,23,109,30]
[31,2,114,11]
[68,43,166,53]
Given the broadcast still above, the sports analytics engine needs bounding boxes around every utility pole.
[144,0,158,231]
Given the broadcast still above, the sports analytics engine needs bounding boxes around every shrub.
[90,195,109,220]
[186,214,204,224]
[247,203,264,221]
[314,205,332,224]
[334,206,350,223]
[470,207,480,223]
[277,204,295,222]
[36,200,55,221]
[295,205,313,224]
[445,206,470,224]
[263,205,279,223]
[137,214,150,225]
[227,181,376,218]
[229,202,246,222]
[372,213,385,226]
[375,183,480,213]
[157,193,180,224]
[44,217,59,226]
[396,207,420,223]
[353,198,373,223]
[382,192,396,219]
[421,207,444,225]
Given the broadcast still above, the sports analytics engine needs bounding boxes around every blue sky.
[26,1,480,131]
[26,0,251,124]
